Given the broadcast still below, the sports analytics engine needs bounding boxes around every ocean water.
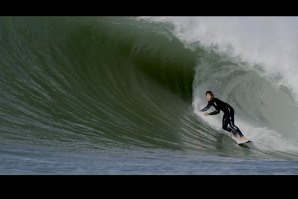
[1,17,298,174]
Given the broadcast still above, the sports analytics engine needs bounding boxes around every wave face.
[0,17,197,152]
[1,17,298,165]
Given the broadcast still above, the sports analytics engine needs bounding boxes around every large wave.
[1,17,298,160]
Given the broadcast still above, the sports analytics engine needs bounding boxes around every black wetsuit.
[200,97,244,137]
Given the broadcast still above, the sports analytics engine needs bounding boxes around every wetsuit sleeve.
[209,109,220,115]
[200,102,212,112]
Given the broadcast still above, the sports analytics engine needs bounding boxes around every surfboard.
[231,135,251,145]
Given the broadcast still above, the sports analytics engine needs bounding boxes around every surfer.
[200,91,244,138]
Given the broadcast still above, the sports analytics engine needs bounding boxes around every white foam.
[192,98,298,152]
[141,17,298,104]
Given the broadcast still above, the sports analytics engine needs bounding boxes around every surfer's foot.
[235,134,244,139]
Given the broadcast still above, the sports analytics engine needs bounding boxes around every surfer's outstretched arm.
[200,103,211,112]
[209,109,220,115]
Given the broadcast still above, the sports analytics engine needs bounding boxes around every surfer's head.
[206,91,214,101]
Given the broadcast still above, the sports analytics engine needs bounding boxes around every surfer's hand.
[203,112,209,116]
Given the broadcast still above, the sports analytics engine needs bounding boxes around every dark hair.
[206,90,214,97]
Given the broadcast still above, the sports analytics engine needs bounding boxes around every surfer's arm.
[200,103,211,112]
[208,109,220,115]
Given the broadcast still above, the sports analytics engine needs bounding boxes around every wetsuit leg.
[222,113,233,134]
[222,109,244,137]
[228,109,244,137]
